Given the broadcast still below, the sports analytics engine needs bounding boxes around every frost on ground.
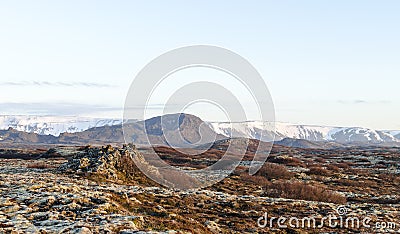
[0,144,399,233]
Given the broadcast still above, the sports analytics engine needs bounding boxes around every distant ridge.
[0,115,121,136]
[1,114,400,148]
[207,121,400,145]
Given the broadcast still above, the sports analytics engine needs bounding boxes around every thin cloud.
[338,99,392,104]
[354,99,367,104]
[0,102,183,116]
[338,99,368,104]
[0,102,122,116]
[0,81,116,88]
[124,103,181,110]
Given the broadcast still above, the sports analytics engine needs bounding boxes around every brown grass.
[268,156,305,167]
[26,162,54,169]
[314,158,326,163]
[335,162,352,169]
[326,164,340,172]
[307,166,331,176]
[256,163,294,180]
[265,181,346,204]
[378,173,400,183]
[240,173,271,188]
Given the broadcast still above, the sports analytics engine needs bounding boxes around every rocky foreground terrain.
[0,143,399,233]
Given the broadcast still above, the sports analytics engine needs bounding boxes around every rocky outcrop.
[57,144,204,189]
[58,144,150,184]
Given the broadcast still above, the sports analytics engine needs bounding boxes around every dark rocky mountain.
[138,113,225,147]
[58,125,125,144]
[1,114,226,148]
[59,113,225,147]
[0,128,57,144]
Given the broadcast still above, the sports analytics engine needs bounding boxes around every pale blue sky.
[0,1,399,129]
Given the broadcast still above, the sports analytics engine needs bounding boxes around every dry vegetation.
[1,143,400,233]
[26,161,55,169]
[265,181,346,204]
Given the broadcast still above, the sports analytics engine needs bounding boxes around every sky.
[0,1,399,130]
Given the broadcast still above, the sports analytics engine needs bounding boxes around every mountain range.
[1,114,400,148]
[207,121,400,145]
[0,116,122,136]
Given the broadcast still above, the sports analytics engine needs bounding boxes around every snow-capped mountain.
[1,115,399,145]
[207,121,400,144]
[0,116,122,136]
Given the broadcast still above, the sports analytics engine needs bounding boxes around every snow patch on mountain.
[385,130,400,139]
[208,121,333,141]
[208,121,400,144]
[0,116,122,136]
